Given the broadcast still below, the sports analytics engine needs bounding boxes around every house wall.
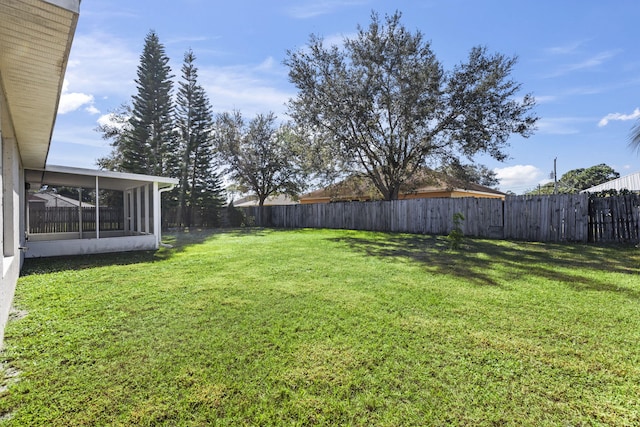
[300,190,505,204]
[400,190,505,200]
[0,86,26,345]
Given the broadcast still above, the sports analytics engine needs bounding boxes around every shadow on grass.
[20,228,272,276]
[20,250,159,277]
[329,234,640,299]
[157,227,273,258]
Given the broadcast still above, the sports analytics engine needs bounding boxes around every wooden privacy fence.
[238,194,640,243]
[29,207,124,234]
[589,194,640,243]
[163,206,221,228]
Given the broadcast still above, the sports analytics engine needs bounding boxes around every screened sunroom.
[24,165,178,258]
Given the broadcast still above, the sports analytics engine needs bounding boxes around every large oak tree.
[285,11,538,200]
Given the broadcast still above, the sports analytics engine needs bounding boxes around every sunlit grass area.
[1,228,639,426]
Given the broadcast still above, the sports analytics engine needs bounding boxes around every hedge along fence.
[238,193,640,244]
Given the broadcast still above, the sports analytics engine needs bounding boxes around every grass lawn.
[1,228,639,426]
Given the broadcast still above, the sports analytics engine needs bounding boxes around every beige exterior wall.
[300,190,506,204]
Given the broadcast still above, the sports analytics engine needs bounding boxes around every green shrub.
[447,212,465,249]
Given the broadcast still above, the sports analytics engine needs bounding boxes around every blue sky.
[51,0,640,194]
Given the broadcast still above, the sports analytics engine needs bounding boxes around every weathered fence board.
[589,194,640,243]
[502,194,589,242]
[237,194,640,244]
[241,197,506,239]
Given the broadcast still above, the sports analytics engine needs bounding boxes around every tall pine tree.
[98,30,176,176]
[175,49,224,227]
[131,30,175,176]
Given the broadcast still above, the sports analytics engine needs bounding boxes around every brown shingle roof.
[301,170,505,202]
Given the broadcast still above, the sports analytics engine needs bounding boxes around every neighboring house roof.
[232,194,299,207]
[582,171,640,193]
[0,0,80,169]
[300,171,505,203]
[28,192,94,208]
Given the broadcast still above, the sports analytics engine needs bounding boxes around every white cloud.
[598,108,640,127]
[54,32,141,117]
[85,105,100,115]
[199,63,295,118]
[97,113,115,128]
[96,112,131,131]
[63,32,139,98]
[57,79,98,115]
[494,165,545,193]
[58,92,95,114]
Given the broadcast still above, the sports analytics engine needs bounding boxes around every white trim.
[25,235,158,259]
[42,165,178,187]
[95,176,100,239]
[144,184,150,234]
[136,187,142,233]
[154,182,160,248]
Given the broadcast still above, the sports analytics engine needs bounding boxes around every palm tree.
[630,120,640,152]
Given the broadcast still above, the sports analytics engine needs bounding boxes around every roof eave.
[0,0,80,169]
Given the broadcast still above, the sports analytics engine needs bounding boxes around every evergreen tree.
[98,30,175,176]
[96,103,132,172]
[175,49,224,227]
[131,30,175,176]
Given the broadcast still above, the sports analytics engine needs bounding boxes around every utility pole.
[553,157,558,195]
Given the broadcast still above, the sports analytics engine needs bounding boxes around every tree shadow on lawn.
[329,234,640,299]
[20,228,272,276]
[20,249,160,277]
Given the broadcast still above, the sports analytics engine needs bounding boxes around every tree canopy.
[175,49,225,227]
[528,163,619,195]
[98,30,175,176]
[213,112,307,206]
[97,32,226,226]
[437,159,499,188]
[285,11,537,200]
[560,163,619,192]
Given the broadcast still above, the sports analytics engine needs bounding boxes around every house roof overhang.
[0,0,80,169]
[581,171,640,193]
[25,165,179,192]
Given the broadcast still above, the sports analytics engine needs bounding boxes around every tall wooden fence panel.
[503,194,589,242]
[588,194,640,243]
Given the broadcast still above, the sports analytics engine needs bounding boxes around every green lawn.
[1,228,639,426]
